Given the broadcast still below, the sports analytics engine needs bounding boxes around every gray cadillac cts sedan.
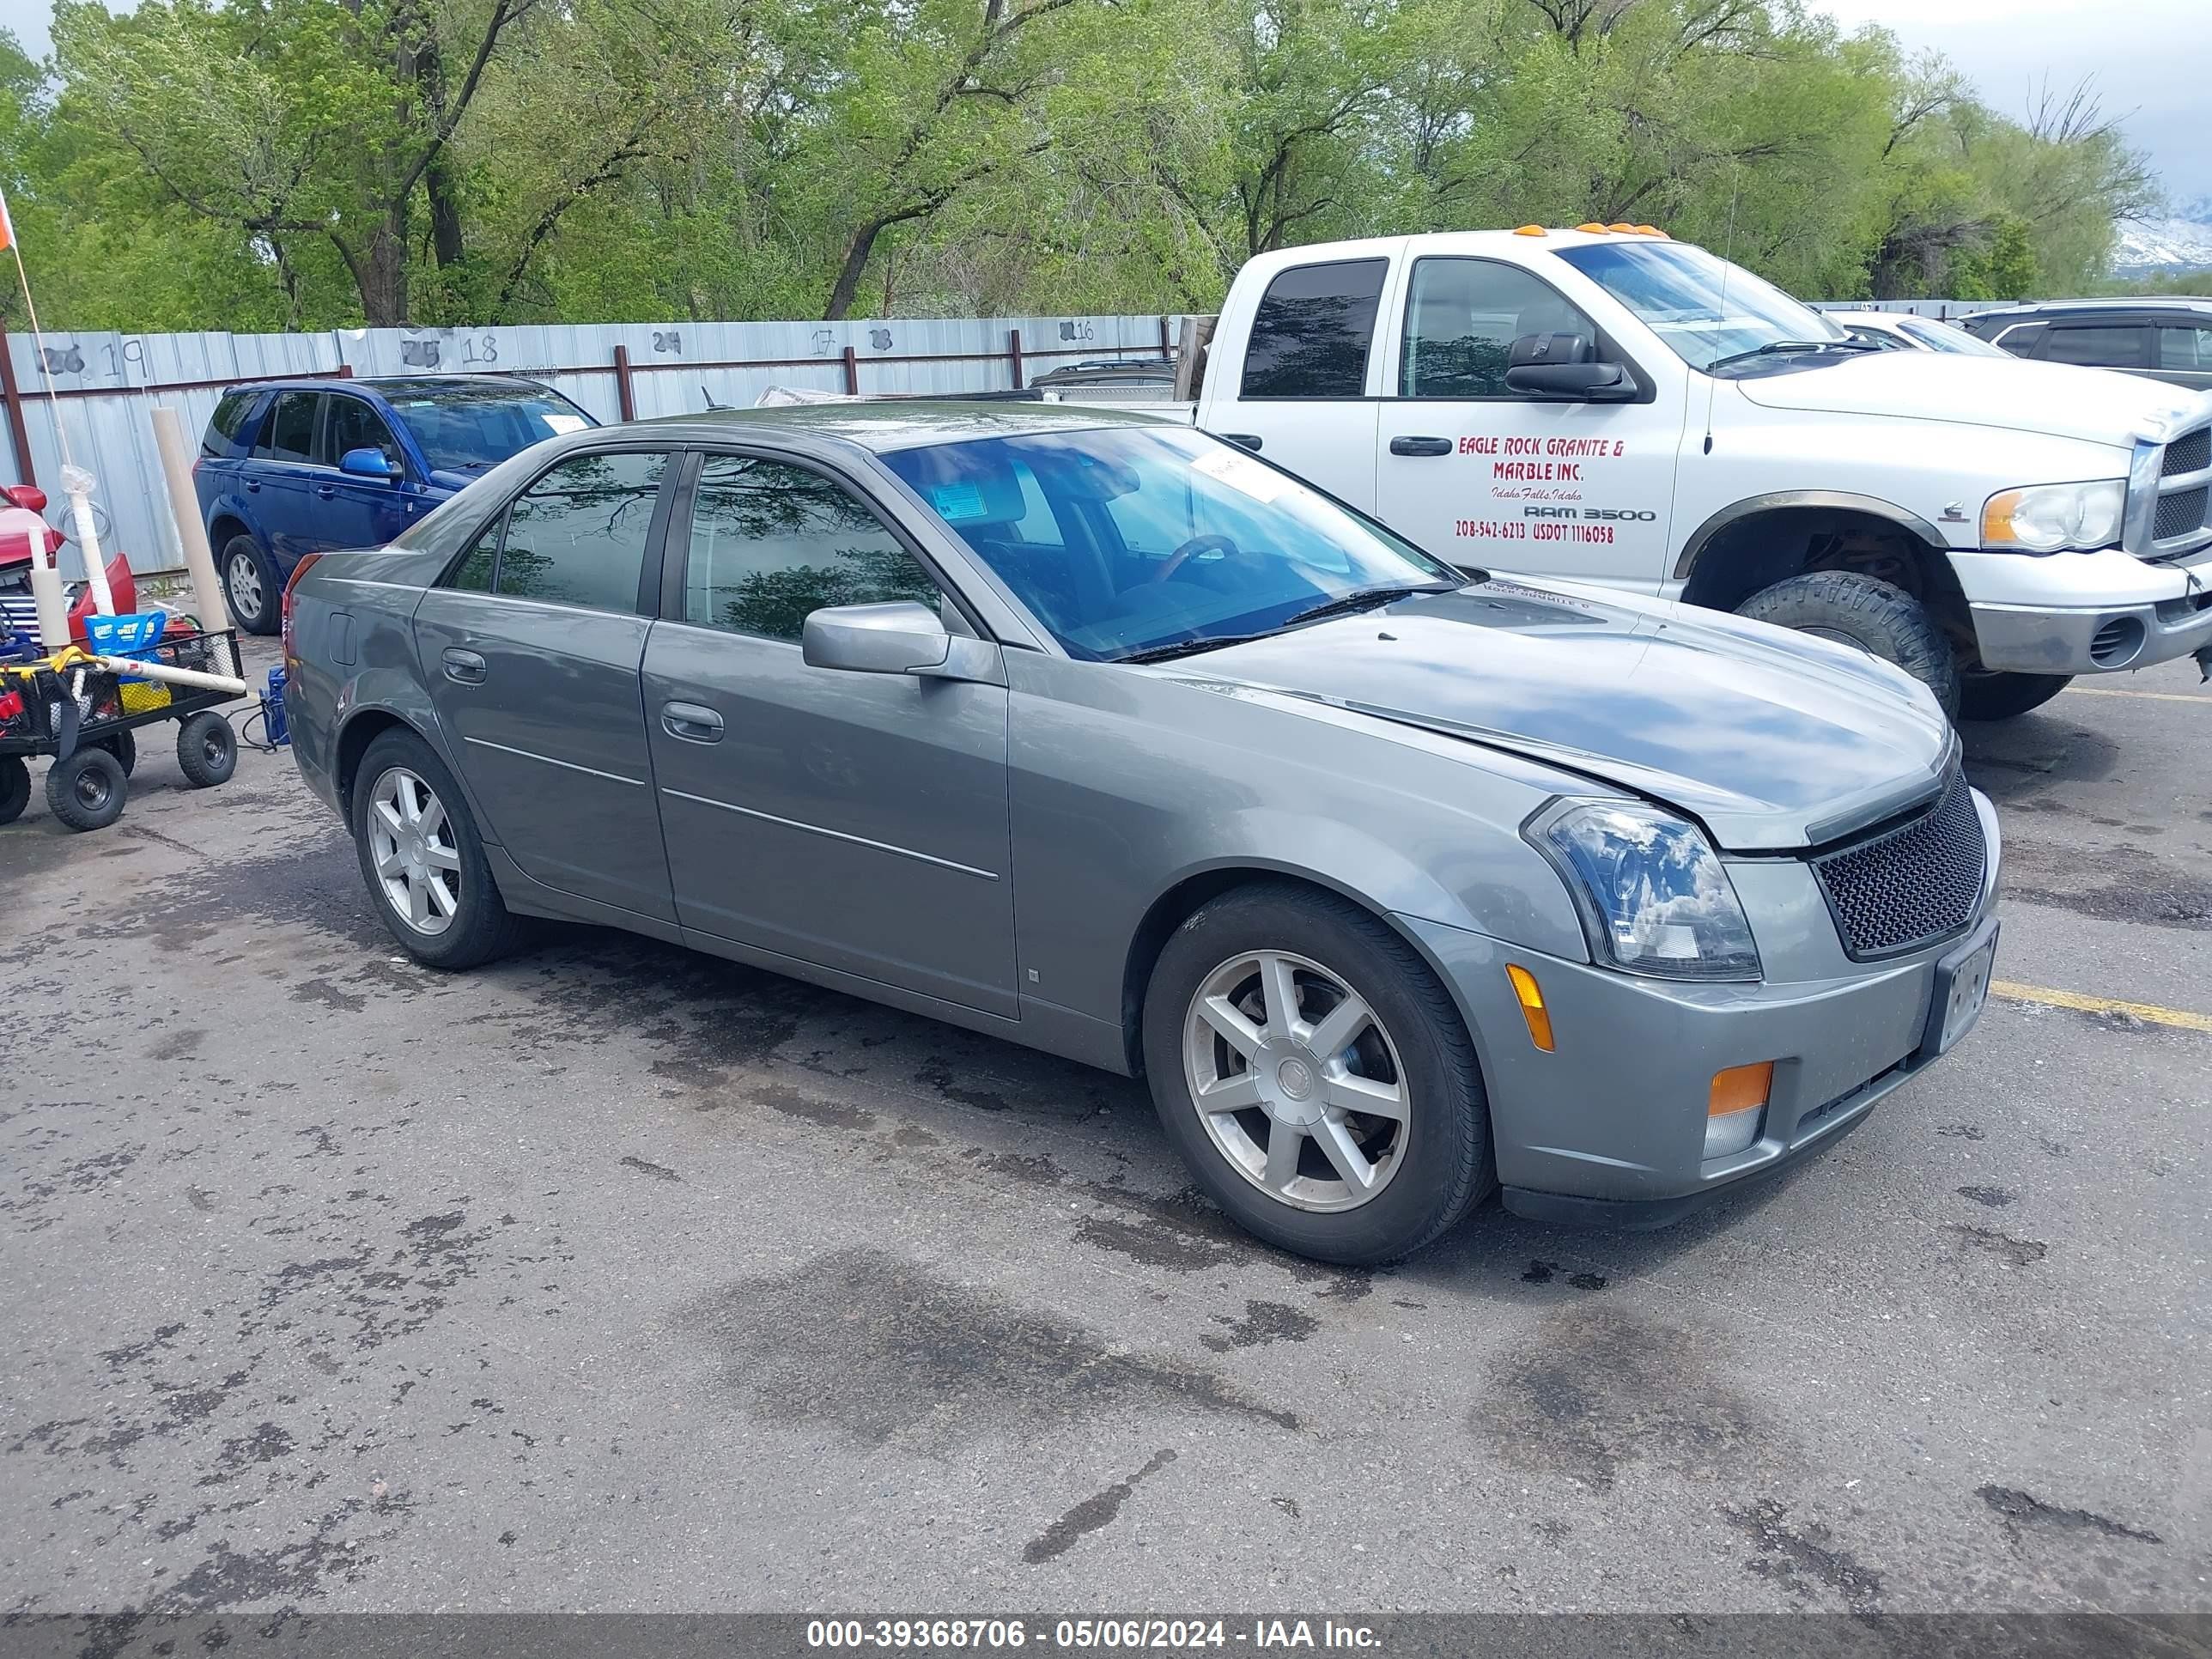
[283,404,2001,1265]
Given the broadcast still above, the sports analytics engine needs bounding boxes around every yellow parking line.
[2060,686,2210,703]
[1991,981,2212,1035]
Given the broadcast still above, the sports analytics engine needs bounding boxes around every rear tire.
[1141,882,1491,1266]
[0,755,28,824]
[351,728,525,969]
[176,711,237,787]
[1960,671,2071,722]
[46,745,128,831]
[222,535,280,635]
[1736,570,1960,719]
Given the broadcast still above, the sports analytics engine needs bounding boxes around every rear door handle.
[315,483,336,500]
[1222,433,1263,453]
[441,647,486,684]
[244,480,261,493]
[1389,435,1455,457]
[660,701,724,744]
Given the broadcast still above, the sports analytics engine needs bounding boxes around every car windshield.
[881,426,1461,662]
[1554,240,1847,371]
[1898,318,2012,357]
[385,386,593,472]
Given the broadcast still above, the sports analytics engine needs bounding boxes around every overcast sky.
[0,0,2203,209]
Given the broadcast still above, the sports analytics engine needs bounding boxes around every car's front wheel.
[1959,670,2072,722]
[1142,883,1492,1266]
[1735,570,1960,719]
[351,729,525,969]
[222,535,280,635]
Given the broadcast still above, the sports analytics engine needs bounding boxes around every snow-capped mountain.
[2117,198,2212,275]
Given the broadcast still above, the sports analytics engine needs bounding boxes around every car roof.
[1965,298,2212,319]
[633,399,1177,453]
[222,374,560,398]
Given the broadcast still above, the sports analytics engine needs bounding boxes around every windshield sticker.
[541,413,589,434]
[1191,447,1290,503]
[930,481,988,521]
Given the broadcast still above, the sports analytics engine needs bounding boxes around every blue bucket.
[84,612,169,682]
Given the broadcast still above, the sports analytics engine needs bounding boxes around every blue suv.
[194,375,598,632]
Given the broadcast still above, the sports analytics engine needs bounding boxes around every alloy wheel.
[367,766,462,936]
[227,551,264,622]
[1182,949,1410,1212]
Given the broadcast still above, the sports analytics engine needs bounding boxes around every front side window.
[1401,259,1601,398]
[2157,325,2212,370]
[883,426,1457,662]
[1553,240,1844,372]
[386,386,594,475]
[327,398,402,468]
[485,451,667,612]
[1993,322,2045,358]
[253,391,322,465]
[2044,324,2147,368]
[683,455,939,643]
[1239,259,1388,399]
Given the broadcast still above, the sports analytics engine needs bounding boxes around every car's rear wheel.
[1735,570,1960,719]
[1142,883,1491,1266]
[351,729,525,969]
[1959,669,2072,722]
[222,535,280,635]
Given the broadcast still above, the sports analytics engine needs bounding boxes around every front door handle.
[315,483,336,500]
[441,647,486,684]
[244,480,261,493]
[660,701,724,744]
[1389,435,1455,457]
[1221,433,1264,453]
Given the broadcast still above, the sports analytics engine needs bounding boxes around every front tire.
[222,535,280,635]
[1736,570,1960,719]
[351,728,524,969]
[1960,670,2071,722]
[46,745,128,831]
[1141,883,1491,1266]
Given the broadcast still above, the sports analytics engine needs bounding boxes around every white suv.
[1186,228,2212,720]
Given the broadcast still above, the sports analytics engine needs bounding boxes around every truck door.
[1372,256,1682,592]
[1202,256,1389,508]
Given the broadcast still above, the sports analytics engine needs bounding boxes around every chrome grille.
[2155,486,2209,541]
[1812,772,1985,961]
[2166,430,2209,477]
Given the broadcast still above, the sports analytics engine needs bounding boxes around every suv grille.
[1812,773,1985,961]
[2155,486,2209,541]
[2164,429,2209,478]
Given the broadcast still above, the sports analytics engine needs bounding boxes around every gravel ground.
[2,636,2206,1621]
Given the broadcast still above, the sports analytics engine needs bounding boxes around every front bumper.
[1954,546,2212,675]
[1396,796,2001,1223]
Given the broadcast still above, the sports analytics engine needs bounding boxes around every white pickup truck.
[1166,226,2212,720]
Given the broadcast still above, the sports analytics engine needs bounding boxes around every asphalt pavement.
[3,637,2206,1620]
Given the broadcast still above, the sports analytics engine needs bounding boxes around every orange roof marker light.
[1512,224,1547,237]
[1574,222,1608,234]
[1607,222,1638,233]
[1635,224,1667,237]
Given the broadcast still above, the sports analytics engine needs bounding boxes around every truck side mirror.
[1504,332,1636,402]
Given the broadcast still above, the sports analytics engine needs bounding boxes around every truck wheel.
[176,711,238,787]
[0,755,28,824]
[1735,570,1960,718]
[222,535,280,635]
[94,728,137,775]
[1959,671,2071,722]
[1141,882,1491,1266]
[46,745,128,831]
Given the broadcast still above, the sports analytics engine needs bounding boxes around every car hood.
[1171,580,1954,852]
[1734,352,2200,447]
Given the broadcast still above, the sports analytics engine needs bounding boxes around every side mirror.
[1503,331,1635,402]
[802,601,952,675]
[2,483,47,513]
[339,447,400,480]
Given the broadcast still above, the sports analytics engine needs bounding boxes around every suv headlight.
[1981,480,2124,553]
[1526,799,1762,981]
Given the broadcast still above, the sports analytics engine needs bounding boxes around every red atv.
[0,483,137,654]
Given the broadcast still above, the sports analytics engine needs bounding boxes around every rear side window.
[486,451,668,613]
[1400,258,1599,398]
[1239,258,1387,399]
[1992,322,2045,357]
[682,455,939,643]
[2042,324,2148,368]
[203,391,258,458]
[252,391,322,464]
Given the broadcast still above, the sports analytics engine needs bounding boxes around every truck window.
[2042,324,2147,369]
[1238,258,1388,400]
[1400,258,1597,398]
[2157,325,2212,371]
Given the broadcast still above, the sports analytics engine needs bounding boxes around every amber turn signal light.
[1709,1061,1774,1116]
[1505,964,1554,1053]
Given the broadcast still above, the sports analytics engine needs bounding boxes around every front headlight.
[1981,479,2125,552]
[1526,799,1762,981]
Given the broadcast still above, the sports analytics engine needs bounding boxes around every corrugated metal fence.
[1,313,1186,578]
